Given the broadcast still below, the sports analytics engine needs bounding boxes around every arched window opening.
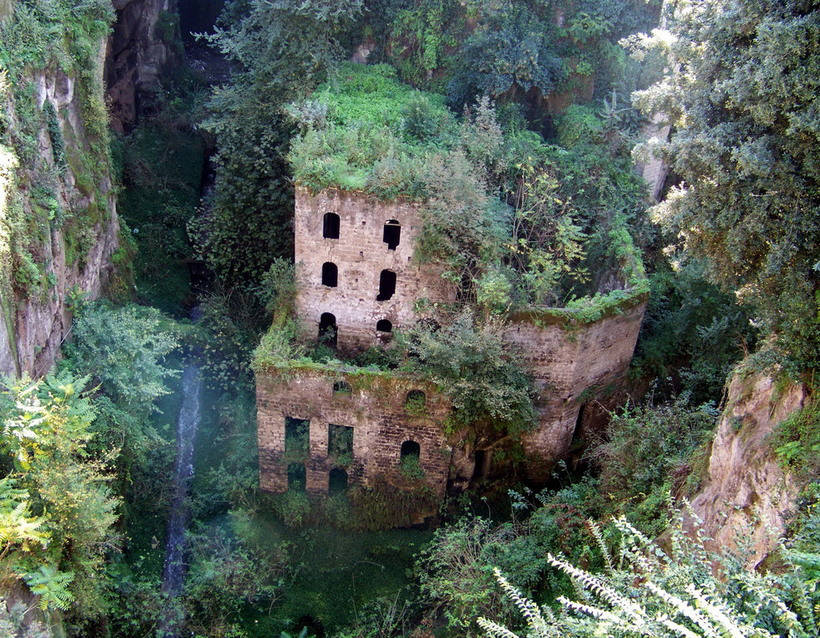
[376,269,396,301]
[321,262,338,287]
[319,312,337,348]
[328,468,348,494]
[332,380,351,396]
[383,220,401,250]
[405,390,426,413]
[323,212,340,239]
[400,440,420,460]
[287,462,306,491]
[399,440,423,479]
[376,319,392,333]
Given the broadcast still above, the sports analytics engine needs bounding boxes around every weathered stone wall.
[503,299,647,479]
[294,187,455,354]
[259,186,647,493]
[257,366,451,495]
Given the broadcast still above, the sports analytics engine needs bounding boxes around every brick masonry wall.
[294,187,455,354]
[259,186,648,492]
[256,367,451,495]
[502,300,647,479]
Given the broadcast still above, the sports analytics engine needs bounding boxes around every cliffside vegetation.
[0,0,117,293]
[0,0,816,637]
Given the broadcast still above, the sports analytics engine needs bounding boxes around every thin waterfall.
[159,361,202,636]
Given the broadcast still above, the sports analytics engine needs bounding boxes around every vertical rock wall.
[0,5,122,379]
[690,370,810,566]
[105,0,180,132]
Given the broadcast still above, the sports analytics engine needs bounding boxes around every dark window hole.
[323,212,339,239]
[321,262,338,287]
[383,220,401,250]
[376,269,396,301]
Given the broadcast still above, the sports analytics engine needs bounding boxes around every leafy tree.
[628,0,819,373]
[182,510,290,636]
[586,397,718,535]
[399,312,537,445]
[60,302,180,493]
[446,0,661,119]
[0,375,120,619]
[192,0,363,289]
[416,481,606,635]
[633,258,758,403]
[65,303,179,415]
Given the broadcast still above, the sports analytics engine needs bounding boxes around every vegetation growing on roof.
[288,63,649,312]
[287,63,458,197]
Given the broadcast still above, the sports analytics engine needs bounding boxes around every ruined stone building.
[256,186,647,496]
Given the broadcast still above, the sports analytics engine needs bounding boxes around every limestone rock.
[690,370,809,566]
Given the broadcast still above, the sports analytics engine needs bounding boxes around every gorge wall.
[690,369,812,566]
[105,0,181,132]
[0,1,133,379]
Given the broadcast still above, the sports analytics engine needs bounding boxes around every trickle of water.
[159,363,202,637]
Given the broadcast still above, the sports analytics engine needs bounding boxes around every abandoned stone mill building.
[255,186,648,497]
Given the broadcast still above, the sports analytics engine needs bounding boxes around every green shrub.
[556,105,605,147]
[479,513,819,637]
[587,396,717,534]
[399,311,537,441]
[772,397,819,477]
[399,453,425,480]
[269,490,313,528]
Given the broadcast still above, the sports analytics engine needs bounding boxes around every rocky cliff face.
[105,0,180,132]
[690,370,809,566]
[0,1,123,379]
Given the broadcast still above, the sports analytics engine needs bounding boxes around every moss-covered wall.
[0,0,123,377]
[257,365,451,495]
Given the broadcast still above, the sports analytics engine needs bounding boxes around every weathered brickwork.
[258,186,648,494]
[294,187,455,354]
[503,299,648,479]
[256,367,451,495]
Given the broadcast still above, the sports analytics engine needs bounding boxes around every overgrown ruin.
[256,187,648,495]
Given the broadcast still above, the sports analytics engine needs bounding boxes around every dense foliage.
[400,313,537,442]
[480,513,819,637]
[1,0,817,636]
[0,375,119,619]
[191,0,363,289]
[628,0,819,373]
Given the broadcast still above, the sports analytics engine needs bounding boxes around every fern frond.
[658,616,702,638]
[556,595,635,627]
[586,518,613,574]
[494,568,545,628]
[684,584,750,638]
[645,581,721,638]
[615,517,669,566]
[477,617,520,638]
[548,553,647,623]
